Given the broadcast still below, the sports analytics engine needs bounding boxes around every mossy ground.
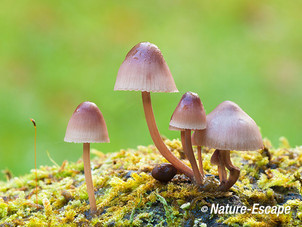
[0,138,302,226]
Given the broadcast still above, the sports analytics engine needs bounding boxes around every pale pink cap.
[168,125,183,131]
[194,101,263,151]
[114,42,178,93]
[64,102,110,143]
[169,92,207,130]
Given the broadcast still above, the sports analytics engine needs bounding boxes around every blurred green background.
[0,0,301,180]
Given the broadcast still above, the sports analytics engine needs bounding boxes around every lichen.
[0,138,301,226]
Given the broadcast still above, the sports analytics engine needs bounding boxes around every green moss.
[0,138,301,226]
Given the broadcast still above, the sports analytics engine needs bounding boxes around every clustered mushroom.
[113,42,263,191]
[63,42,264,214]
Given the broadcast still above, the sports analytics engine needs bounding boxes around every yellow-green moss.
[0,138,301,226]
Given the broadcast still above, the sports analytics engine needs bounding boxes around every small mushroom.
[64,101,109,214]
[169,92,206,185]
[114,42,193,179]
[151,163,177,183]
[194,101,263,191]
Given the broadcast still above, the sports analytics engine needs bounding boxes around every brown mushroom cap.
[194,101,263,151]
[64,101,110,143]
[114,42,178,93]
[169,92,207,130]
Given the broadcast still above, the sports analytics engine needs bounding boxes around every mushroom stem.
[197,146,204,177]
[180,131,187,159]
[211,150,227,187]
[181,131,185,147]
[83,143,97,214]
[210,149,219,165]
[142,92,194,179]
[181,130,204,185]
[217,150,227,186]
[218,150,240,191]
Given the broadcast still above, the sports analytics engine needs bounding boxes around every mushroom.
[194,101,263,191]
[64,101,109,214]
[169,92,206,185]
[114,42,193,179]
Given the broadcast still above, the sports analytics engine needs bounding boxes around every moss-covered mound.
[0,138,302,226]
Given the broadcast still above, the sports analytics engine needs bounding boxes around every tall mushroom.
[64,101,109,214]
[114,42,193,179]
[169,92,206,185]
[194,101,263,191]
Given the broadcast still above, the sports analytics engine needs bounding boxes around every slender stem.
[211,150,227,187]
[210,149,219,165]
[218,150,240,191]
[182,130,203,185]
[31,119,38,204]
[142,92,194,179]
[181,130,185,148]
[180,130,186,159]
[83,143,97,214]
[34,123,38,204]
[217,150,227,185]
[197,146,204,177]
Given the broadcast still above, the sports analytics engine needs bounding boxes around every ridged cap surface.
[194,101,263,151]
[64,102,110,143]
[114,42,178,92]
[169,92,206,130]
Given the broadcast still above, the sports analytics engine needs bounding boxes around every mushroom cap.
[114,42,178,93]
[169,92,207,130]
[64,101,110,143]
[194,101,263,151]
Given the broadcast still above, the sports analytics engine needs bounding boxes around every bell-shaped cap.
[114,42,178,93]
[64,101,110,143]
[169,92,207,130]
[194,101,263,151]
